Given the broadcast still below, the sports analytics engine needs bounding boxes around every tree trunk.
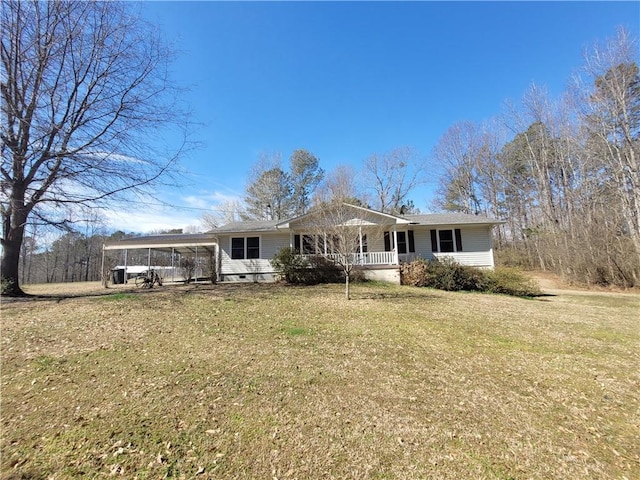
[1,227,26,296]
[345,272,350,300]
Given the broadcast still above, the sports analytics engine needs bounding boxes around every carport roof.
[103,233,217,255]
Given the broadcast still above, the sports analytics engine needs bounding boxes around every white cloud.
[102,189,246,233]
[181,191,243,210]
[103,205,203,234]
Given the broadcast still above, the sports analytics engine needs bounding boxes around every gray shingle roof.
[404,213,504,225]
[207,219,281,234]
[207,212,503,235]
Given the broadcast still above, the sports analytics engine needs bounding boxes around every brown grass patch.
[2,282,639,479]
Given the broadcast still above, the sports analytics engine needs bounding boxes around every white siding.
[261,232,291,258]
[368,233,386,253]
[218,232,290,279]
[413,225,494,268]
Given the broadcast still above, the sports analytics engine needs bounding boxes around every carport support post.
[100,245,106,287]
[171,248,175,282]
[195,246,199,281]
[123,249,128,284]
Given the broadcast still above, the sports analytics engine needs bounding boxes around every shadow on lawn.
[352,291,441,301]
[2,281,276,304]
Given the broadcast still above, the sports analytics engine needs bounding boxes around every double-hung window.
[383,230,415,254]
[246,237,260,259]
[231,237,260,259]
[430,229,463,253]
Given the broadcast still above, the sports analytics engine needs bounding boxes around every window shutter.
[455,229,463,252]
[408,230,415,253]
[294,234,301,253]
[430,230,438,252]
[384,231,391,251]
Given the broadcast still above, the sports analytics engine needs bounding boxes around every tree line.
[203,146,428,228]
[18,225,194,286]
[432,28,639,287]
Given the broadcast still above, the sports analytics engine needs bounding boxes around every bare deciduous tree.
[432,122,485,215]
[579,28,640,257]
[202,199,245,229]
[363,147,427,214]
[1,0,186,295]
[314,164,368,207]
[304,202,386,300]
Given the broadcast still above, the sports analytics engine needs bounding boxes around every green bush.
[400,259,540,297]
[270,248,309,283]
[270,248,342,285]
[306,255,343,284]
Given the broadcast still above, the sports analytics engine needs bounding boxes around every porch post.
[358,226,363,264]
[393,227,399,265]
[216,243,222,282]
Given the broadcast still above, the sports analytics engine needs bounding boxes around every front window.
[438,230,455,253]
[231,236,260,259]
[431,229,463,253]
[246,237,260,259]
[384,230,414,253]
[396,232,407,254]
[231,237,245,259]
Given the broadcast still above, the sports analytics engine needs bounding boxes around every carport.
[102,233,218,283]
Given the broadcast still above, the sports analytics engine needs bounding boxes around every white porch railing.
[300,251,398,266]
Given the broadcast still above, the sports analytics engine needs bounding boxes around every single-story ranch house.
[103,204,504,284]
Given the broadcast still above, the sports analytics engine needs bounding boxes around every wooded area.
[433,29,639,287]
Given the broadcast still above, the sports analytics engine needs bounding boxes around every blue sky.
[106,1,639,232]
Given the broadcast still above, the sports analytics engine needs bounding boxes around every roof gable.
[276,203,411,229]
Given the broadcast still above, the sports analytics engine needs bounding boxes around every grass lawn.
[1,281,639,479]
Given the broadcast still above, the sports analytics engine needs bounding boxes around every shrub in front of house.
[271,248,342,285]
[270,247,309,284]
[400,259,540,297]
[306,255,343,284]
